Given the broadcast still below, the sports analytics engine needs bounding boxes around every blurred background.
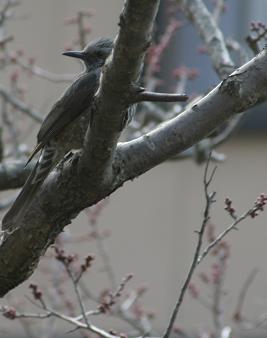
[1,1,267,337]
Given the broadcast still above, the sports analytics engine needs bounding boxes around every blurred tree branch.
[180,0,235,79]
[0,159,35,190]
[0,86,43,123]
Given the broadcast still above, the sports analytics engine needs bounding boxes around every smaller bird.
[2,38,113,230]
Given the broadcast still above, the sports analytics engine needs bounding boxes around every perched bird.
[2,38,113,230]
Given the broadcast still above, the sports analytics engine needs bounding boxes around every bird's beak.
[62,51,85,59]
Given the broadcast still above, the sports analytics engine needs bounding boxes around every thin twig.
[65,265,90,328]
[88,218,117,290]
[163,155,216,338]
[79,282,152,334]
[2,95,20,156]
[233,268,258,321]
[7,54,75,83]
[83,204,117,289]
[77,11,86,49]
[198,209,252,264]
[212,249,226,334]
[0,304,119,338]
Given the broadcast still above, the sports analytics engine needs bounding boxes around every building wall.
[1,1,267,337]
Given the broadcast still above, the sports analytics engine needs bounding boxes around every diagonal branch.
[79,0,161,181]
[115,49,267,183]
[180,0,235,79]
[8,55,76,83]
[0,86,43,123]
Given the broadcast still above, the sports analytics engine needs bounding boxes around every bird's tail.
[2,143,56,232]
[24,142,43,167]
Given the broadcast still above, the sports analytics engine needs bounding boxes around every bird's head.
[63,38,113,71]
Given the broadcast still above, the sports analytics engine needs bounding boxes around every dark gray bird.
[2,38,113,230]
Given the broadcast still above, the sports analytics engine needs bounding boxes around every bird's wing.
[37,69,100,145]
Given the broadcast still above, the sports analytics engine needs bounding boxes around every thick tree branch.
[1,4,267,297]
[79,0,161,181]
[114,49,267,182]
[175,0,241,161]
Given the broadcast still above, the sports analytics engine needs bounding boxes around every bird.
[2,38,113,230]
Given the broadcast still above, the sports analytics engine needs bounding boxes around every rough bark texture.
[79,0,161,181]
[115,49,267,180]
[1,0,267,297]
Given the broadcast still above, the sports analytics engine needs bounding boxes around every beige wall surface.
[1,1,267,337]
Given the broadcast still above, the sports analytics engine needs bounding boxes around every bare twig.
[7,54,76,83]
[0,127,3,162]
[93,224,117,290]
[66,266,90,327]
[77,11,86,49]
[1,95,20,156]
[136,91,188,103]
[0,305,119,338]
[198,211,254,264]
[144,18,181,88]
[233,268,258,322]
[83,203,117,289]
[99,274,133,314]
[80,281,152,334]
[198,194,267,263]
[163,156,216,338]
[54,248,90,328]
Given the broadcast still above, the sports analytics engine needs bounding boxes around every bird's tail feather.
[2,144,56,231]
[24,142,43,167]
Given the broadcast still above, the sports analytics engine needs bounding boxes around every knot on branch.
[219,75,242,99]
